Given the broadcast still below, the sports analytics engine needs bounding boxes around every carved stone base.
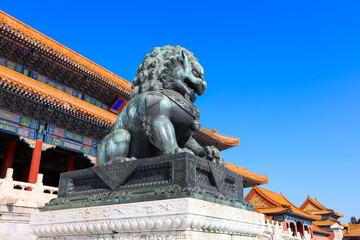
[30,198,265,239]
[45,153,253,212]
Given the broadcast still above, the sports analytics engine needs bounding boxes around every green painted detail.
[0,55,109,110]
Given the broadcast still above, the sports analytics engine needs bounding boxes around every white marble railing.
[0,168,58,208]
[261,220,312,240]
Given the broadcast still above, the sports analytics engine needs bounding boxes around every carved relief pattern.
[34,232,259,240]
[303,203,318,212]
[249,194,270,208]
[42,142,56,151]
[30,198,265,239]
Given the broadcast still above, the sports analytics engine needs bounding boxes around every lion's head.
[131,45,207,103]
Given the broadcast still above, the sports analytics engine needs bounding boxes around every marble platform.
[30,197,266,240]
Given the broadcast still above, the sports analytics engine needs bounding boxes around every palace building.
[245,187,348,240]
[245,187,320,238]
[0,10,268,238]
[300,195,347,233]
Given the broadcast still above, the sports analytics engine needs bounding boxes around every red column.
[94,157,98,167]
[0,141,17,178]
[294,223,298,235]
[282,221,288,231]
[302,224,305,236]
[28,140,43,183]
[310,227,314,238]
[66,156,75,172]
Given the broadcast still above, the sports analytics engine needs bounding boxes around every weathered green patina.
[45,153,253,211]
[98,46,224,166]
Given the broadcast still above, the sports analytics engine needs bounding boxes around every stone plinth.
[45,153,252,212]
[30,198,265,240]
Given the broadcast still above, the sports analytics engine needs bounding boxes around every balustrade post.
[330,223,344,240]
[34,173,44,201]
[272,221,281,240]
[2,168,14,197]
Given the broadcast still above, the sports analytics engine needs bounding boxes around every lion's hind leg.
[97,129,131,165]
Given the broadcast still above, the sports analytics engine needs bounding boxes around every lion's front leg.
[185,137,226,166]
[145,93,191,155]
[149,116,193,155]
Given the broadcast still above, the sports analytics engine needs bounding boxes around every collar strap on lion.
[160,89,200,120]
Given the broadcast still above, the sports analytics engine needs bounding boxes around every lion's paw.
[204,146,226,167]
[104,156,137,165]
[211,157,226,167]
[164,147,194,155]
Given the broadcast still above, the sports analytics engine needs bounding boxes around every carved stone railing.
[261,220,312,240]
[0,168,58,208]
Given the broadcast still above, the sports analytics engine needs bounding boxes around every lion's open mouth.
[184,78,196,92]
[184,78,197,102]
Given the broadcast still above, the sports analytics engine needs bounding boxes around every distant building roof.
[344,223,360,238]
[312,224,331,236]
[245,186,321,221]
[313,218,347,228]
[299,195,344,218]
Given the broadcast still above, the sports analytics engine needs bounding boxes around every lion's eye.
[192,69,200,78]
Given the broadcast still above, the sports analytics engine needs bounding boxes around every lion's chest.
[169,103,197,144]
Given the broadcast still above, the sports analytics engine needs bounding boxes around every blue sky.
[2,1,359,222]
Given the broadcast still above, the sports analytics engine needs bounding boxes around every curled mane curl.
[130,45,198,99]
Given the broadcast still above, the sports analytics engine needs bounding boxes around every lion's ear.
[181,51,189,68]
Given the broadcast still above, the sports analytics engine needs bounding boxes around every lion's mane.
[130,45,198,99]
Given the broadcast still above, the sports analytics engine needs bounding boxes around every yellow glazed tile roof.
[246,187,321,220]
[255,207,289,214]
[313,218,347,228]
[312,224,331,235]
[344,224,360,238]
[300,195,344,218]
[0,65,117,126]
[200,128,240,147]
[0,10,131,96]
[226,162,268,184]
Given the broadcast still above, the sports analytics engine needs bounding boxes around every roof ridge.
[282,195,320,219]
[309,196,328,210]
[0,10,131,95]
[0,65,117,126]
[226,163,268,184]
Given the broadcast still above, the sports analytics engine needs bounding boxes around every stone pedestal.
[30,153,265,239]
[44,153,253,212]
[30,198,265,239]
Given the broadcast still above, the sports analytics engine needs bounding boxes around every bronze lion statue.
[98,45,224,166]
